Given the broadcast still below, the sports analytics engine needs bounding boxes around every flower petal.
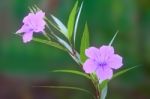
[34,20,46,33]
[99,45,114,55]
[33,11,46,32]
[16,25,31,34]
[23,32,33,43]
[83,59,98,73]
[16,27,24,34]
[85,47,99,59]
[96,66,113,81]
[36,11,45,18]
[108,54,123,69]
[23,13,34,24]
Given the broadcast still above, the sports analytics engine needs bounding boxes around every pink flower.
[83,45,123,81]
[16,11,46,43]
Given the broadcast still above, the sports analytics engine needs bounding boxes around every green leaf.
[33,5,40,11]
[54,35,72,52]
[112,65,139,79]
[28,7,34,13]
[52,69,91,80]
[73,2,83,44]
[32,38,66,51]
[43,20,72,53]
[33,85,95,99]
[99,80,108,90]
[109,30,119,46]
[69,53,81,65]
[67,1,78,40]
[51,15,68,38]
[29,6,40,13]
[80,23,89,62]
[45,15,62,33]
[100,84,108,99]
[29,6,36,13]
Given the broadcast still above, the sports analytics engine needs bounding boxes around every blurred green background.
[0,0,150,99]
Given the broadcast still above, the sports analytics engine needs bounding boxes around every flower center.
[98,62,107,67]
[94,61,107,70]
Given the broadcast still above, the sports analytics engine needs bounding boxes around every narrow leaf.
[67,1,78,40]
[112,65,139,79]
[45,16,62,31]
[80,23,89,62]
[100,84,108,99]
[33,85,95,99]
[69,53,81,65]
[54,35,72,52]
[29,6,37,13]
[73,2,83,44]
[109,30,119,46]
[51,15,68,37]
[33,5,40,11]
[99,80,108,90]
[45,21,72,53]
[28,7,34,13]
[52,69,91,80]
[32,38,66,51]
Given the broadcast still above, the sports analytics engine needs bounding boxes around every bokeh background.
[0,0,150,99]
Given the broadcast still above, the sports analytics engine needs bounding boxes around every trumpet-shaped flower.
[16,11,46,43]
[83,45,123,81]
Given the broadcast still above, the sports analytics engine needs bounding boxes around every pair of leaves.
[67,1,78,40]
[68,1,83,42]
[51,1,83,42]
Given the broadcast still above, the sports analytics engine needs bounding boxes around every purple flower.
[16,11,46,43]
[83,45,123,81]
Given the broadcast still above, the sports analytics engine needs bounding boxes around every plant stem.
[96,89,100,99]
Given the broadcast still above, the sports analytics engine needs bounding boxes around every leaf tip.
[109,30,119,46]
